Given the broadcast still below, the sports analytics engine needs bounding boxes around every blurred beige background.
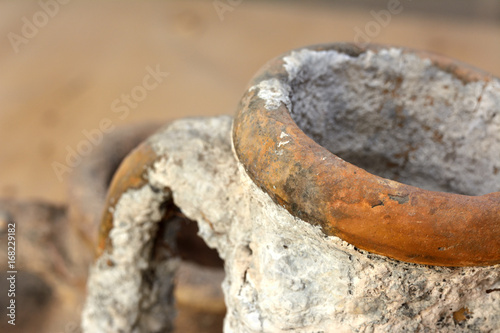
[1,0,500,204]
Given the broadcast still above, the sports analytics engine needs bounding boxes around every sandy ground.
[0,0,499,204]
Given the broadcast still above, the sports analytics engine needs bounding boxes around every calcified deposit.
[83,45,500,332]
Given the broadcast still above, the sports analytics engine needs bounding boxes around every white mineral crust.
[83,47,500,331]
[83,116,500,332]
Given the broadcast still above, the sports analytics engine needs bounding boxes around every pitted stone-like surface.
[143,117,500,332]
[83,116,499,332]
[82,185,177,333]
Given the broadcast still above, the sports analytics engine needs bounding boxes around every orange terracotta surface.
[233,44,500,267]
[97,141,161,256]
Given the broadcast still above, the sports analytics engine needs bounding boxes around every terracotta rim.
[232,43,500,267]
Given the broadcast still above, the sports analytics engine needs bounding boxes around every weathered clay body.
[83,44,500,332]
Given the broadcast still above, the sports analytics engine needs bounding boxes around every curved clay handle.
[97,140,161,257]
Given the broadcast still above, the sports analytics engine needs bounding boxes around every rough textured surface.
[82,184,177,333]
[78,122,226,333]
[232,44,500,266]
[283,48,500,195]
[85,116,499,332]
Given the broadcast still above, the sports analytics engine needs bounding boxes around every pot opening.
[285,48,500,196]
